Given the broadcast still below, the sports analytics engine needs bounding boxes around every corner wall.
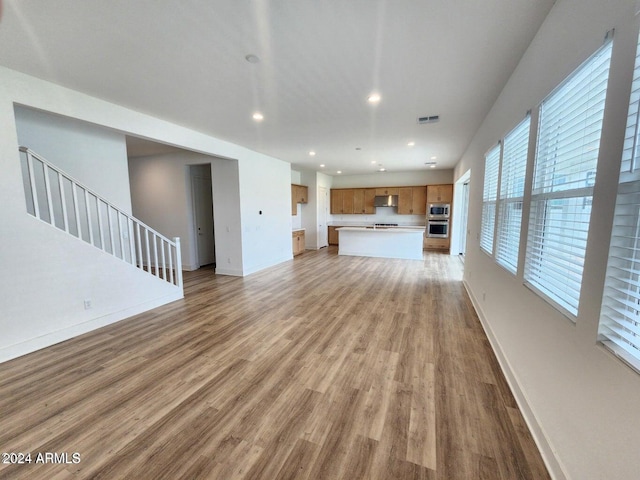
[455,1,640,478]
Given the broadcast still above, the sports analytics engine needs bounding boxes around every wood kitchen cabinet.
[424,237,449,251]
[332,188,355,214]
[291,184,308,215]
[328,226,339,245]
[398,186,427,215]
[332,186,425,215]
[330,189,343,214]
[330,188,357,214]
[375,187,399,196]
[292,230,305,256]
[342,189,354,214]
[352,188,376,214]
[426,184,453,204]
[425,184,453,252]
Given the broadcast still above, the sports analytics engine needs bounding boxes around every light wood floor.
[0,248,550,480]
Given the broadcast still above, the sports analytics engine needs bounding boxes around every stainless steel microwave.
[428,203,450,218]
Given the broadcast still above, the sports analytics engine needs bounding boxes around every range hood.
[374,195,398,207]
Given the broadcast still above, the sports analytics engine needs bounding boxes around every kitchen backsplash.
[329,210,425,226]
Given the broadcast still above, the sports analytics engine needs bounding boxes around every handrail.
[18,146,183,289]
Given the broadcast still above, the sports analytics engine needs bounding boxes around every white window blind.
[524,39,613,318]
[620,31,640,179]
[495,117,530,274]
[599,32,640,371]
[480,144,501,254]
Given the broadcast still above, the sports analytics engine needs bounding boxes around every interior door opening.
[190,164,216,268]
[451,169,471,261]
[318,186,329,248]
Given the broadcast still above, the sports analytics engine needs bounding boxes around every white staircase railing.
[19,147,183,288]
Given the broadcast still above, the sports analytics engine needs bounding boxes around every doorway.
[318,187,329,248]
[451,169,471,260]
[190,164,216,268]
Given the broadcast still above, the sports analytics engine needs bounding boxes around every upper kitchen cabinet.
[426,184,453,204]
[291,184,308,215]
[375,187,399,196]
[330,189,343,214]
[331,186,427,215]
[342,189,355,214]
[397,186,427,215]
[331,188,376,214]
[353,189,376,214]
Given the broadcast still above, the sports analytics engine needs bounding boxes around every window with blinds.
[495,117,530,274]
[524,39,613,318]
[620,31,640,180]
[480,144,501,254]
[599,31,640,371]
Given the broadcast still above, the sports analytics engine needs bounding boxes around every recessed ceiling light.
[309,151,316,156]
[367,93,381,103]
[430,165,436,169]
[337,170,342,174]
[371,160,377,164]
[252,112,264,121]
[245,54,260,64]
[320,164,325,168]
[408,142,415,146]
[378,168,386,172]
[431,156,437,160]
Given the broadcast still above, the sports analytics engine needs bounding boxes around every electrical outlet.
[227,257,231,264]
[482,292,486,301]
[84,299,92,310]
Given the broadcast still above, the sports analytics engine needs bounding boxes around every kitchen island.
[337,227,424,260]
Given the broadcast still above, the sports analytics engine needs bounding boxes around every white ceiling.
[0,0,555,175]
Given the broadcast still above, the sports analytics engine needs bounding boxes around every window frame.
[598,28,640,373]
[480,143,502,256]
[495,116,531,274]
[523,38,614,320]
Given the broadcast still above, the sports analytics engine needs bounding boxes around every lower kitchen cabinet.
[328,226,339,245]
[293,230,306,256]
[424,237,450,251]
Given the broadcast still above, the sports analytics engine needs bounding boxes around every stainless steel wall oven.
[427,219,449,238]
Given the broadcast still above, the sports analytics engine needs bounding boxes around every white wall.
[330,169,453,188]
[238,154,292,275]
[455,1,640,479]
[0,65,293,362]
[14,106,132,213]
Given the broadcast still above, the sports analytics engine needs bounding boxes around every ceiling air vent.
[417,115,440,124]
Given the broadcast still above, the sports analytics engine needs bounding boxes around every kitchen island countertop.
[337,226,423,260]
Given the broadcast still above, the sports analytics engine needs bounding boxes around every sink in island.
[337,226,424,260]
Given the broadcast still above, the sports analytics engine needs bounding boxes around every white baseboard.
[0,292,183,364]
[463,280,567,480]
[241,255,293,276]
[214,266,244,276]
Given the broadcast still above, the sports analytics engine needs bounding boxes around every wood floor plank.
[0,249,550,480]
